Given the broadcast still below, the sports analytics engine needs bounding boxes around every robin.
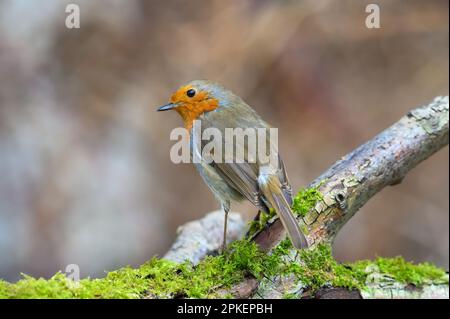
[158,80,308,251]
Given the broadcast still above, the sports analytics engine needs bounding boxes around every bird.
[157,80,308,252]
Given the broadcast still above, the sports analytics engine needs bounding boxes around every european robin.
[158,80,308,251]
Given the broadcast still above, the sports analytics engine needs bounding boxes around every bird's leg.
[221,204,229,253]
[253,210,262,222]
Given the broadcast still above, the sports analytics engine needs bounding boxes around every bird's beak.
[157,103,177,112]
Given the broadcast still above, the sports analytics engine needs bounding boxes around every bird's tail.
[259,175,308,250]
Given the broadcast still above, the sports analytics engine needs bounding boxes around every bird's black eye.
[186,89,196,97]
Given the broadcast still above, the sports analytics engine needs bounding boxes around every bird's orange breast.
[170,86,219,131]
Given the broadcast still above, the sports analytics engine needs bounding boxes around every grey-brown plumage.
[158,80,308,251]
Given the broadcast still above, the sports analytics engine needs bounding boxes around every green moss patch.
[0,240,282,299]
[248,185,324,236]
[350,256,448,287]
[0,239,447,299]
[292,185,323,217]
[247,209,277,236]
[290,243,367,291]
[0,183,446,299]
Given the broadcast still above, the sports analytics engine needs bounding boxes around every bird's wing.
[198,107,293,212]
[211,158,307,249]
[277,154,293,206]
[210,155,293,208]
[211,161,270,213]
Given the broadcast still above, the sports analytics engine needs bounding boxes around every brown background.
[0,0,448,281]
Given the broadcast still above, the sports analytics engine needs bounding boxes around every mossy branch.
[0,96,448,299]
[253,96,449,251]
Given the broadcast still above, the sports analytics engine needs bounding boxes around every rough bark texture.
[164,96,449,299]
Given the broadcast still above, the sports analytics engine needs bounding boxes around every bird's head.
[157,80,233,130]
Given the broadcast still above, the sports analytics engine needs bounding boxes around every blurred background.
[0,0,448,281]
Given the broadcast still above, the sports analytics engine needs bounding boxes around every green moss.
[292,185,323,217]
[247,209,276,236]
[0,240,447,299]
[272,242,448,295]
[270,242,365,292]
[0,211,447,299]
[350,256,448,287]
[248,184,324,236]
[0,240,284,299]
[0,281,9,297]
[283,292,297,299]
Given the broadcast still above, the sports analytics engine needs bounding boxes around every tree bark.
[164,96,449,299]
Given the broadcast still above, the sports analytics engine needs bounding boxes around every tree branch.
[164,96,449,298]
[254,95,449,250]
